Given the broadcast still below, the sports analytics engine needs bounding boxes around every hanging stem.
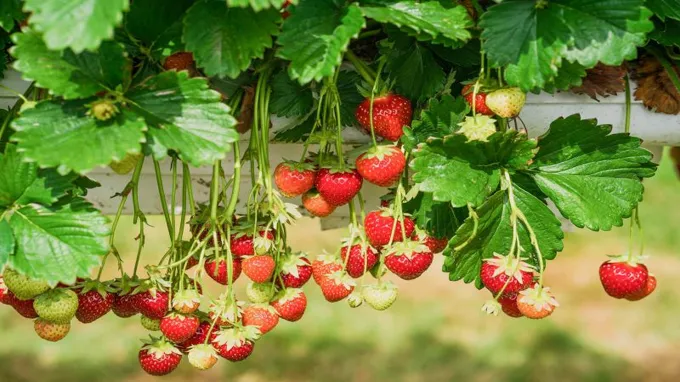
[182,163,196,216]
[153,158,175,244]
[225,142,242,220]
[345,50,377,84]
[624,74,632,134]
[131,156,147,278]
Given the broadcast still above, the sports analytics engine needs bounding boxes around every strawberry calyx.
[359,144,403,161]
[77,279,115,298]
[347,292,364,308]
[384,240,431,259]
[457,115,497,142]
[141,336,182,358]
[484,253,535,282]
[280,252,309,278]
[212,327,253,349]
[172,289,201,311]
[606,253,648,266]
[279,160,316,172]
[272,287,303,304]
[518,285,559,312]
[327,271,357,290]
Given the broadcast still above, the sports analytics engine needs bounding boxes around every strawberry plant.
[0,0,676,374]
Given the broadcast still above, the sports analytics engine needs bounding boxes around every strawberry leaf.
[11,100,147,175]
[126,71,238,166]
[402,192,464,239]
[403,94,467,151]
[444,184,563,288]
[539,61,588,94]
[528,114,657,231]
[480,0,653,91]
[184,0,280,79]
[12,31,130,99]
[227,0,289,11]
[8,199,110,284]
[650,17,680,48]
[270,70,315,118]
[125,0,195,59]
[359,0,473,48]
[24,0,129,53]
[646,0,680,21]
[0,0,23,32]
[277,0,365,84]
[0,218,13,269]
[337,69,363,126]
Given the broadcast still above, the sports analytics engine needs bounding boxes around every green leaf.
[278,0,365,84]
[337,69,363,126]
[125,0,195,58]
[8,199,110,284]
[272,115,315,143]
[539,61,588,94]
[403,191,465,239]
[429,39,481,68]
[646,0,680,21]
[529,114,657,231]
[360,0,473,47]
[270,70,315,118]
[0,0,23,32]
[127,71,238,166]
[443,184,564,286]
[480,0,653,91]
[404,94,467,151]
[11,100,147,174]
[24,0,129,53]
[227,0,288,11]
[184,0,280,78]
[12,31,129,99]
[0,219,13,269]
[650,17,680,47]
[381,30,445,102]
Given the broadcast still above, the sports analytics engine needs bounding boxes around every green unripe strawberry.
[246,281,274,303]
[141,315,161,331]
[486,88,526,118]
[3,268,50,300]
[87,99,119,121]
[361,282,398,311]
[34,288,79,324]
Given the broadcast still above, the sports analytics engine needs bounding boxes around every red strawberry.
[355,145,406,187]
[271,288,307,322]
[76,289,114,323]
[413,231,448,254]
[318,271,355,302]
[160,313,200,343]
[340,243,379,278]
[279,253,313,288]
[626,274,657,301]
[312,254,343,285]
[599,258,649,299]
[384,241,434,280]
[302,191,336,217]
[281,0,292,19]
[205,258,242,285]
[178,321,214,354]
[480,254,535,295]
[5,291,38,318]
[364,209,415,248]
[498,293,523,318]
[211,327,256,361]
[112,293,139,318]
[462,84,494,116]
[274,162,316,197]
[139,339,183,376]
[186,255,199,270]
[230,230,275,257]
[516,285,559,320]
[242,255,276,283]
[356,93,412,141]
[163,52,194,71]
[315,168,363,206]
[242,304,279,335]
[135,290,170,320]
[0,276,10,305]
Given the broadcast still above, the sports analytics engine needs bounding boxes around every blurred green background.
[1,151,679,382]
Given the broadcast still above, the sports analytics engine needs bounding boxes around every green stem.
[0,84,29,103]
[131,156,147,278]
[225,143,242,219]
[357,29,381,39]
[345,50,376,84]
[210,160,221,221]
[153,159,175,243]
[624,74,632,134]
[182,163,196,216]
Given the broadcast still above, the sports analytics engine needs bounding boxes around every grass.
[2,152,680,381]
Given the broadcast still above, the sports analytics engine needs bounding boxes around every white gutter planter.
[0,70,670,227]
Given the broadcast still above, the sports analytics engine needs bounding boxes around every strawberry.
[281,0,292,18]
[178,321,214,354]
[384,241,434,280]
[347,292,364,308]
[271,288,307,322]
[364,209,415,248]
[112,293,139,318]
[208,297,243,327]
[230,230,275,257]
[33,288,79,324]
[461,84,494,116]
[626,274,657,301]
[302,191,336,217]
[160,313,200,343]
[498,293,523,318]
[188,344,219,370]
[34,318,71,342]
[361,282,398,311]
[0,276,9,305]
[356,93,412,141]
[242,255,276,283]
[312,254,343,285]
[480,253,535,295]
[138,338,183,376]
[274,161,316,197]
[599,258,649,299]
[318,271,356,302]
[135,290,170,319]
[172,289,201,314]
[5,291,38,318]
[211,327,256,362]
[2,268,49,300]
[242,304,279,335]
[315,168,363,206]
[75,287,114,323]
[186,255,200,270]
[340,243,379,278]
[485,87,526,118]
[205,258,242,285]
[412,230,448,254]
[355,145,406,187]
[163,52,194,71]
[279,252,313,288]
[246,281,275,303]
[516,285,559,319]
[141,316,161,331]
